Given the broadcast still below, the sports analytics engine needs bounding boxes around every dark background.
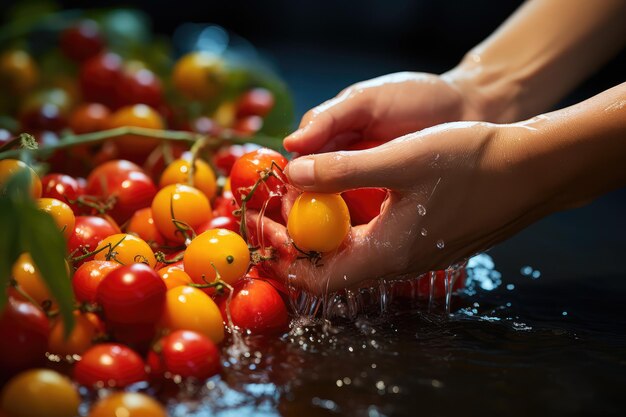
[3,0,626,280]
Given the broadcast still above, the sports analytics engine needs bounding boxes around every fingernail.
[286,158,315,186]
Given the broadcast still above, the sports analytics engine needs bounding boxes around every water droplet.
[436,239,445,249]
[420,228,428,236]
[417,204,427,216]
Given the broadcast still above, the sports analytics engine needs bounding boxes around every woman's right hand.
[283,71,492,155]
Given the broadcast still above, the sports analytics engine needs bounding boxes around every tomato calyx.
[186,262,237,332]
[291,240,323,267]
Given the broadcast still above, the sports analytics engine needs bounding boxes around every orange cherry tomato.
[161,286,224,344]
[36,198,75,240]
[184,228,250,286]
[48,311,97,357]
[157,265,192,290]
[93,233,156,268]
[159,158,217,200]
[287,192,351,253]
[88,392,167,417]
[151,184,212,243]
[12,253,56,308]
[0,159,42,199]
[172,51,224,100]
[107,104,164,155]
[68,103,110,134]
[126,207,166,248]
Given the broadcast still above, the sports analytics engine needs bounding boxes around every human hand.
[283,71,490,155]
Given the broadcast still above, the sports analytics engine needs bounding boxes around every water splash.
[436,239,445,249]
[416,204,427,216]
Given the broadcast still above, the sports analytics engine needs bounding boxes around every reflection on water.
[90,254,626,416]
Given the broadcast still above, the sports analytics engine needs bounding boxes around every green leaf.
[18,204,75,335]
[0,199,20,311]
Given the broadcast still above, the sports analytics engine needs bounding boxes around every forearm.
[510,82,626,213]
[445,0,626,123]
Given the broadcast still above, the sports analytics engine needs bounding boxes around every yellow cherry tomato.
[0,369,80,417]
[151,184,212,243]
[159,158,217,200]
[93,233,156,268]
[184,228,250,286]
[107,104,164,154]
[88,392,167,417]
[161,286,224,344]
[157,265,192,290]
[172,51,224,100]
[287,192,351,253]
[0,159,42,199]
[48,311,97,357]
[36,198,75,240]
[0,50,38,96]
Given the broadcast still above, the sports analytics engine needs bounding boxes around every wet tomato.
[74,343,147,389]
[72,260,121,303]
[11,253,56,308]
[93,233,157,267]
[126,207,166,248]
[48,311,97,357]
[147,330,221,380]
[213,143,261,175]
[184,228,250,286]
[0,50,38,96]
[0,159,42,199]
[60,20,105,62]
[0,369,79,417]
[230,148,288,210]
[68,103,111,134]
[157,265,192,290]
[36,198,75,239]
[196,215,239,234]
[97,263,166,325]
[220,278,289,335]
[342,188,387,226]
[41,174,81,212]
[236,87,275,118]
[151,183,212,243]
[67,216,119,263]
[287,192,351,253]
[159,157,217,200]
[79,52,123,107]
[88,392,167,417]
[106,104,164,157]
[0,297,49,374]
[172,51,224,100]
[161,286,224,344]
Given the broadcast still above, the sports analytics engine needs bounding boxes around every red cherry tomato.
[41,173,81,213]
[341,188,387,226]
[60,20,105,62]
[0,297,49,375]
[147,330,221,380]
[213,143,261,176]
[86,160,157,224]
[212,192,238,220]
[68,103,110,134]
[219,278,289,335]
[19,103,67,132]
[230,148,287,210]
[115,67,163,108]
[79,52,123,108]
[236,88,275,118]
[196,215,239,234]
[72,260,121,303]
[233,115,263,136]
[74,343,147,389]
[67,216,119,264]
[97,263,166,326]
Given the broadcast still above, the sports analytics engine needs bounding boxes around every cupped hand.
[283,71,488,155]
[251,121,552,294]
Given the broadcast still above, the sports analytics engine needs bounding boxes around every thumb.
[284,144,401,193]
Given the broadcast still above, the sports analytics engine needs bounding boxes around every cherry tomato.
[159,157,217,200]
[172,51,224,100]
[74,343,147,389]
[0,159,42,199]
[230,148,288,210]
[0,298,49,374]
[97,262,165,325]
[115,67,163,108]
[0,50,38,96]
[88,392,167,417]
[19,103,68,132]
[106,104,164,157]
[184,228,250,286]
[86,160,157,224]
[79,52,123,108]
[41,173,81,212]
[147,330,221,380]
[196,215,239,234]
[151,183,212,243]
[236,87,275,117]
[72,260,121,303]
[93,233,157,269]
[287,192,351,253]
[36,198,75,239]
[60,20,105,62]
[48,311,97,357]
[67,216,119,263]
[212,191,238,220]
[126,207,166,248]
[220,278,289,335]
[233,115,263,136]
[11,253,56,309]
[161,286,224,344]
[190,116,218,135]
[157,265,192,290]
[68,103,111,134]
[213,143,261,175]
[0,369,79,417]
[342,188,387,226]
